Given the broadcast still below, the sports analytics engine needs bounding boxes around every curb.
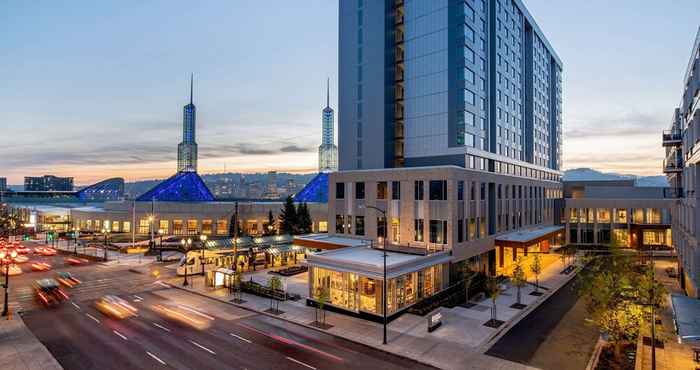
[164,281,441,369]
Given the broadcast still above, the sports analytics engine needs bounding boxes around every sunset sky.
[2,1,699,185]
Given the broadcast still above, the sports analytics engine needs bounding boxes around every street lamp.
[72,227,80,255]
[181,238,192,286]
[199,234,208,276]
[157,229,164,262]
[101,228,111,261]
[0,248,18,317]
[148,215,155,250]
[360,204,388,345]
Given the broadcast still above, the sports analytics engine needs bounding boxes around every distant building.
[24,175,73,191]
[663,27,700,297]
[177,74,198,173]
[262,171,279,199]
[0,177,6,193]
[318,79,338,172]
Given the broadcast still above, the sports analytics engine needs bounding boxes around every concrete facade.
[327,166,562,274]
[664,27,700,297]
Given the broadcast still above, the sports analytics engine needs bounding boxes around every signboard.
[427,309,442,332]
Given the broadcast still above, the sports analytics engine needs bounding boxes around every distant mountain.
[563,168,669,187]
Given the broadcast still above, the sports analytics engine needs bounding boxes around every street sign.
[427,309,442,332]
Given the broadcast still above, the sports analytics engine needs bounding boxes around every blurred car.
[64,257,83,266]
[151,303,212,330]
[13,255,29,264]
[95,295,138,319]
[56,271,81,288]
[16,246,31,255]
[39,248,57,256]
[31,262,52,272]
[7,264,23,276]
[34,278,68,307]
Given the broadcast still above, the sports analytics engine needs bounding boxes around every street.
[6,243,434,370]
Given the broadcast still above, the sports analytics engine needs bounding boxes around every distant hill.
[563,168,669,187]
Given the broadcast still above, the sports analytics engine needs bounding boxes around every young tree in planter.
[232,272,243,302]
[279,196,298,235]
[486,276,503,324]
[267,276,283,313]
[462,262,477,303]
[511,257,527,307]
[315,286,329,326]
[530,253,543,293]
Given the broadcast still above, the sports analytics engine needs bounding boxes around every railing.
[662,129,682,143]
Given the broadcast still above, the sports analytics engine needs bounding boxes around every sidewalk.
[164,258,580,370]
[31,239,156,267]
[0,314,63,370]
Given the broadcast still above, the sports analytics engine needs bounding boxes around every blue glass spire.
[292,172,328,203]
[136,172,214,202]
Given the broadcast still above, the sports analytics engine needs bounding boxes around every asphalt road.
[484,272,584,364]
[11,243,434,370]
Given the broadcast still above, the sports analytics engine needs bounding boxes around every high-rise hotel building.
[323,0,564,280]
[664,27,700,297]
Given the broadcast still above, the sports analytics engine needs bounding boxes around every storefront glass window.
[173,220,183,235]
[159,220,169,234]
[614,209,627,223]
[187,220,198,234]
[216,219,228,235]
[202,219,213,235]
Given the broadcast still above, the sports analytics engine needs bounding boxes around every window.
[377,181,387,199]
[122,221,131,233]
[355,216,365,236]
[187,220,198,234]
[202,219,213,235]
[465,133,475,147]
[429,180,447,200]
[139,219,149,234]
[464,69,475,84]
[458,219,464,242]
[355,182,365,199]
[159,220,169,234]
[429,220,448,244]
[414,180,424,200]
[457,181,464,200]
[216,219,228,235]
[480,183,485,200]
[468,218,476,240]
[336,215,344,233]
[391,218,400,242]
[392,181,401,200]
[465,89,475,105]
[465,111,475,126]
[377,216,386,238]
[172,220,183,235]
[336,183,345,199]
[414,219,424,242]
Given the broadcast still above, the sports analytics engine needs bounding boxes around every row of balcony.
[663,151,684,173]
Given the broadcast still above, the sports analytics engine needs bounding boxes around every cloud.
[564,111,667,140]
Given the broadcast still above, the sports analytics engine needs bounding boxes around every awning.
[496,225,564,245]
[671,294,700,343]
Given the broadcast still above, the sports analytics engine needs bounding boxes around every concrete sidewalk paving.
[0,314,63,370]
[163,257,580,370]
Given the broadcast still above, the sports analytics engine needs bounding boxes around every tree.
[267,276,283,313]
[511,257,527,306]
[229,213,245,237]
[486,276,503,323]
[0,207,20,238]
[462,262,477,303]
[263,210,276,236]
[297,202,312,234]
[232,272,243,303]
[315,286,329,326]
[530,253,543,293]
[279,196,298,235]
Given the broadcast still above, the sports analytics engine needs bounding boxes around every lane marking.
[113,330,128,340]
[177,305,215,321]
[71,302,81,310]
[237,323,343,362]
[146,351,167,365]
[133,295,143,301]
[153,322,171,332]
[189,340,216,355]
[229,333,252,343]
[286,356,316,370]
[85,313,100,324]
[154,281,170,288]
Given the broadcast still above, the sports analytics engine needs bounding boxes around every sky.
[1,1,699,185]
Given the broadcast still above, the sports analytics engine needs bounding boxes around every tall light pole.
[157,229,164,262]
[199,234,208,276]
[361,204,388,345]
[101,228,110,261]
[0,248,18,317]
[181,238,192,286]
[73,227,80,255]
